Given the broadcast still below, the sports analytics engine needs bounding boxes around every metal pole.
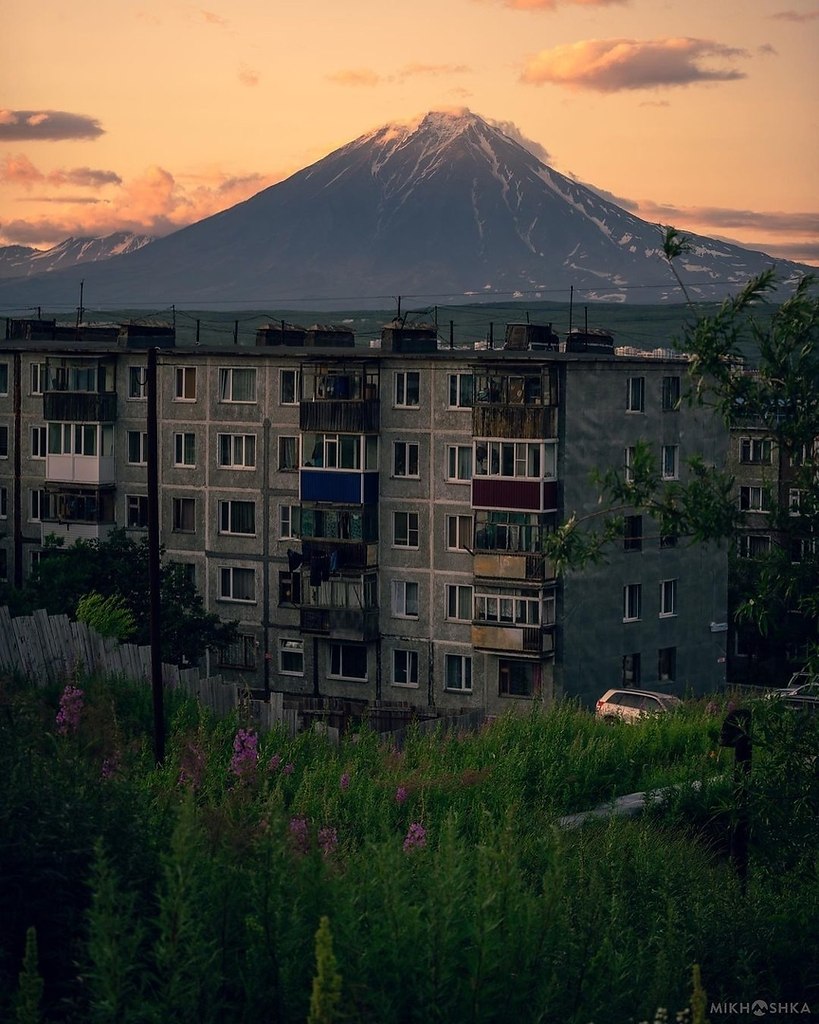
[146,347,165,765]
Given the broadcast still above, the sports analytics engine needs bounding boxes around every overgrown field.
[1,673,817,1023]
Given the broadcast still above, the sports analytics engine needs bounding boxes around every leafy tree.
[545,260,818,681]
[1,529,237,665]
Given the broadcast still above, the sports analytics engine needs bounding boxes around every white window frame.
[391,580,419,618]
[661,375,680,411]
[29,488,44,522]
[626,376,645,413]
[278,435,299,472]
[446,584,473,622]
[473,439,545,480]
[658,646,676,682]
[172,497,196,533]
[446,444,472,482]
[393,440,419,478]
[279,638,304,676]
[623,583,642,622]
[31,425,47,459]
[659,578,678,618]
[174,366,196,401]
[738,534,771,558]
[219,366,257,404]
[219,499,256,536]
[624,446,636,483]
[127,430,148,465]
[446,514,473,551]
[394,371,420,408]
[219,566,256,603]
[661,444,679,480]
[328,641,368,681]
[445,653,472,692]
[393,510,419,549]
[448,373,474,409]
[279,504,301,540]
[474,591,541,626]
[217,433,256,469]
[30,363,44,396]
[173,432,196,467]
[280,368,300,405]
[739,437,772,465]
[126,494,148,529]
[788,488,803,516]
[740,486,771,513]
[393,648,419,688]
[128,365,147,400]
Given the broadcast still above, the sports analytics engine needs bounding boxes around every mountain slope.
[0,232,155,280]
[0,111,809,309]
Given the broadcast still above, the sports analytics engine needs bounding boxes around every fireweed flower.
[403,822,427,852]
[230,728,258,780]
[340,772,350,792]
[289,815,310,854]
[101,753,120,780]
[283,762,295,776]
[267,752,282,772]
[178,741,206,790]
[56,685,84,736]
[318,826,338,858]
[395,785,408,805]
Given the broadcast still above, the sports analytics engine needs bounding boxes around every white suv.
[595,688,682,723]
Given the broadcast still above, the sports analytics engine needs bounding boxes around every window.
[219,635,257,670]
[740,486,770,512]
[178,563,196,587]
[219,566,256,602]
[219,500,256,535]
[0,364,7,394]
[279,638,304,675]
[219,367,256,403]
[788,488,803,516]
[499,660,538,697]
[280,369,300,405]
[303,433,361,470]
[448,373,474,408]
[393,511,419,548]
[218,433,256,468]
[48,423,113,457]
[393,649,419,687]
[622,653,641,686]
[446,514,473,551]
[394,371,420,408]
[474,440,544,479]
[0,426,8,459]
[174,432,196,467]
[446,584,473,621]
[659,578,678,617]
[278,436,299,471]
[391,580,419,618]
[658,647,676,682]
[127,495,148,528]
[446,445,472,481]
[29,489,44,521]
[0,486,6,518]
[738,534,771,558]
[791,536,816,563]
[30,364,44,395]
[739,437,772,465]
[172,498,196,533]
[393,441,419,478]
[175,366,196,401]
[626,376,645,412]
[278,571,301,605]
[624,515,642,552]
[662,376,680,411]
[127,430,148,465]
[329,642,367,680]
[624,446,636,483]
[128,366,147,399]
[445,654,472,692]
[475,590,541,625]
[31,425,47,459]
[279,505,301,540]
[661,445,679,480]
[623,583,642,622]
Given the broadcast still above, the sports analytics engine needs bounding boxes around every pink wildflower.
[230,728,258,780]
[101,753,120,780]
[403,822,427,852]
[340,772,350,792]
[178,741,206,790]
[289,815,310,854]
[56,685,84,736]
[268,752,282,772]
[395,785,408,805]
[318,826,338,858]
[283,762,294,776]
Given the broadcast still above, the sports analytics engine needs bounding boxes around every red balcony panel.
[472,478,541,511]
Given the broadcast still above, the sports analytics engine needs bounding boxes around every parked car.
[595,688,682,723]
[765,672,819,699]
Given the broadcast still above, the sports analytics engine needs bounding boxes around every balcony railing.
[301,539,378,570]
[472,405,557,440]
[471,623,555,655]
[299,606,380,640]
[300,399,380,433]
[45,454,116,485]
[473,551,556,582]
[44,392,117,422]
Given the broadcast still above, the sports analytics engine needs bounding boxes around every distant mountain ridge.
[0,232,154,280]
[0,111,810,309]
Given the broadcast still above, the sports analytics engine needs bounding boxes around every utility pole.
[146,347,165,765]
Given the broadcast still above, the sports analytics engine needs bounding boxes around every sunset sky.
[2,0,817,268]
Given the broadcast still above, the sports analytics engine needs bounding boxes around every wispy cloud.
[487,119,551,162]
[326,69,382,87]
[327,63,471,87]
[1,154,121,189]
[521,37,748,91]
[199,9,227,26]
[238,65,260,87]
[635,200,819,237]
[770,9,819,21]
[19,196,106,205]
[478,0,627,9]
[0,110,105,141]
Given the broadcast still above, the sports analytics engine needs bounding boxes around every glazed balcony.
[473,551,556,583]
[44,391,117,422]
[301,539,378,570]
[299,606,380,641]
[471,623,555,656]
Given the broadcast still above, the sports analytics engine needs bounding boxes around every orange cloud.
[200,9,227,25]
[397,63,472,79]
[770,9,819,21]
[328,63,471,87]
[238,65,260,87]
[1,154,121,189]
[0,110,105,141]
[479,0,626,8]
[521,37,748,90]
[326,69,383,86]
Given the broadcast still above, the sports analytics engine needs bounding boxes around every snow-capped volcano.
[0,232,155,280]
[0,110,808,308]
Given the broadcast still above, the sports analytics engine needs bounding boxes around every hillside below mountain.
[0,232,155,280]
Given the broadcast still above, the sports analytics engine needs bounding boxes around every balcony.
[472,405,556,440]
[473,551,556,583]
[301,539,378,570]
[471,623,555,655]
[41,521,117,546]
[44,392,117,422]
[300,469,379,504]
[472,479,558,513]
[299,606,380,640]
[300,398,380,433]
[45,453,116,485]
